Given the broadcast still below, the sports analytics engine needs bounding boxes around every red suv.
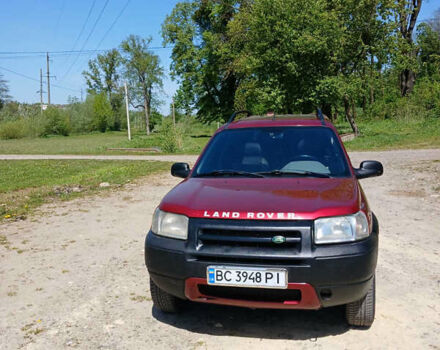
[145,111,383,327]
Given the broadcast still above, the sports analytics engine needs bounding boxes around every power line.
[0,52,106,59]
[0,47,172,55]
[75,0,131,75]
[96,0,131,50]
[60,0,111,82]
[0,65,80,93]
[53,0,67,43]
[65,0,98,64]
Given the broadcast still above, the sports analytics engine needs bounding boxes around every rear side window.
[193,127,351,177]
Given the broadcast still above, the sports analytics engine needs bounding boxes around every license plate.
[207,266,287,289]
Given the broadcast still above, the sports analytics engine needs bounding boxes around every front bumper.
[145,224,378,309]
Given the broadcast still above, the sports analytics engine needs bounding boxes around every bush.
[68,96,95,133]
[0,119,27,139]
[42,107,71,136]
[158,118,183,153]
[92,93,112,132]
[410,79,440,118]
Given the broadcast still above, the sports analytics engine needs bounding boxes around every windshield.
[193,127,351,178]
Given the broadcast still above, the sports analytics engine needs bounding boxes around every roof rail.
[227,110,252,124]
[316,108,326,126]
[226,109,327,125]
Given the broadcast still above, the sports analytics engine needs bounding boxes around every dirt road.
[1,149,439,349]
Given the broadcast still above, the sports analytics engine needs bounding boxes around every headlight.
[151,208,188,240]
[314,211,369,244]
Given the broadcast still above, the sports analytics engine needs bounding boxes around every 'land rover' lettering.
[202,211,295,220]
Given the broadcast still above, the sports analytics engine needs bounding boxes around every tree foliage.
[82,49,122,101]
[92,93,113,133]
[163,1,251,123]
[120,35,164,135]
[0,73,11,110]
[163,0,440,133]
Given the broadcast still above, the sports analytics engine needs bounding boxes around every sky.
[0,0,439,115]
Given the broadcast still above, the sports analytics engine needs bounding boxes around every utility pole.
[37,68,45,113]
[124,82,131,141]
[80,88,83,102]
[172,97,176,126]
[39,69,43,106]
[46,52,51,105]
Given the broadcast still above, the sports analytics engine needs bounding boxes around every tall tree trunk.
[400,68,416,96]
[333,107,338,122]
[397,0,422,96]
[343,95,359,136]
[322,103,333,122]
[144,96,150,135]
[369,54,375,105]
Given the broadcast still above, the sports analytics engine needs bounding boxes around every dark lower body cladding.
[145,231,378,309]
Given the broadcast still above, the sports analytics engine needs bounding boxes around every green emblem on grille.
[272,235,286,244]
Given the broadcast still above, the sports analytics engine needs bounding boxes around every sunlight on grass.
[0,159,170,221]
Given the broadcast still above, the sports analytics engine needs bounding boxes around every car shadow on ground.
[152,302,351,340]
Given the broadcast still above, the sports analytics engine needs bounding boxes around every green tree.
[173,82,193,118]
[92,93,113,132]
[82,49,124,130]
[417,19,440,80]
[230,0,344,114]
[120,35,164,135]
[395,0,423,96]
[0,73,11,109]
[43,107,71,136]
[163,1,251,123]
[83,49,122,101]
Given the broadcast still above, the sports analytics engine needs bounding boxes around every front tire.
[345,275,376,327]
[150,278,181,313]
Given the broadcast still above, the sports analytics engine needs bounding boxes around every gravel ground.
[0,149,439,349]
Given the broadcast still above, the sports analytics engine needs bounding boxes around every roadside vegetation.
[341,118,440,151]
[0,118,217,155]
[0,116,438,155]
[0,160,170,221]
[0,1,439,155]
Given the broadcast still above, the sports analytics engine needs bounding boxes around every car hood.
[160,177,361,220]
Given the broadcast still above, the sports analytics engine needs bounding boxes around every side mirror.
[354,160,383,179]
[171,162,190,178]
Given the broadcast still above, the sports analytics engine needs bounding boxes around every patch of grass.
[0,159,170,221]
[0,126,216,155]
[1,118,438,156]
[119,132,211,154]
[336,118,440,151]
[21,320,45,340]
[130,294,152,302]
[0,234,11,249]
[0,132,128,155]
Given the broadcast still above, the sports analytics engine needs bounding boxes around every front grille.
[198,285,301,302]
[187,218,312,264]
[198,228,301,247]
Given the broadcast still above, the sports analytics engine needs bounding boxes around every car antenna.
[226,110,252,125]
[316,108,326,126]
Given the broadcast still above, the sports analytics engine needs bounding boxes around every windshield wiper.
[195,170,264,178]
[257,170,331,178]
